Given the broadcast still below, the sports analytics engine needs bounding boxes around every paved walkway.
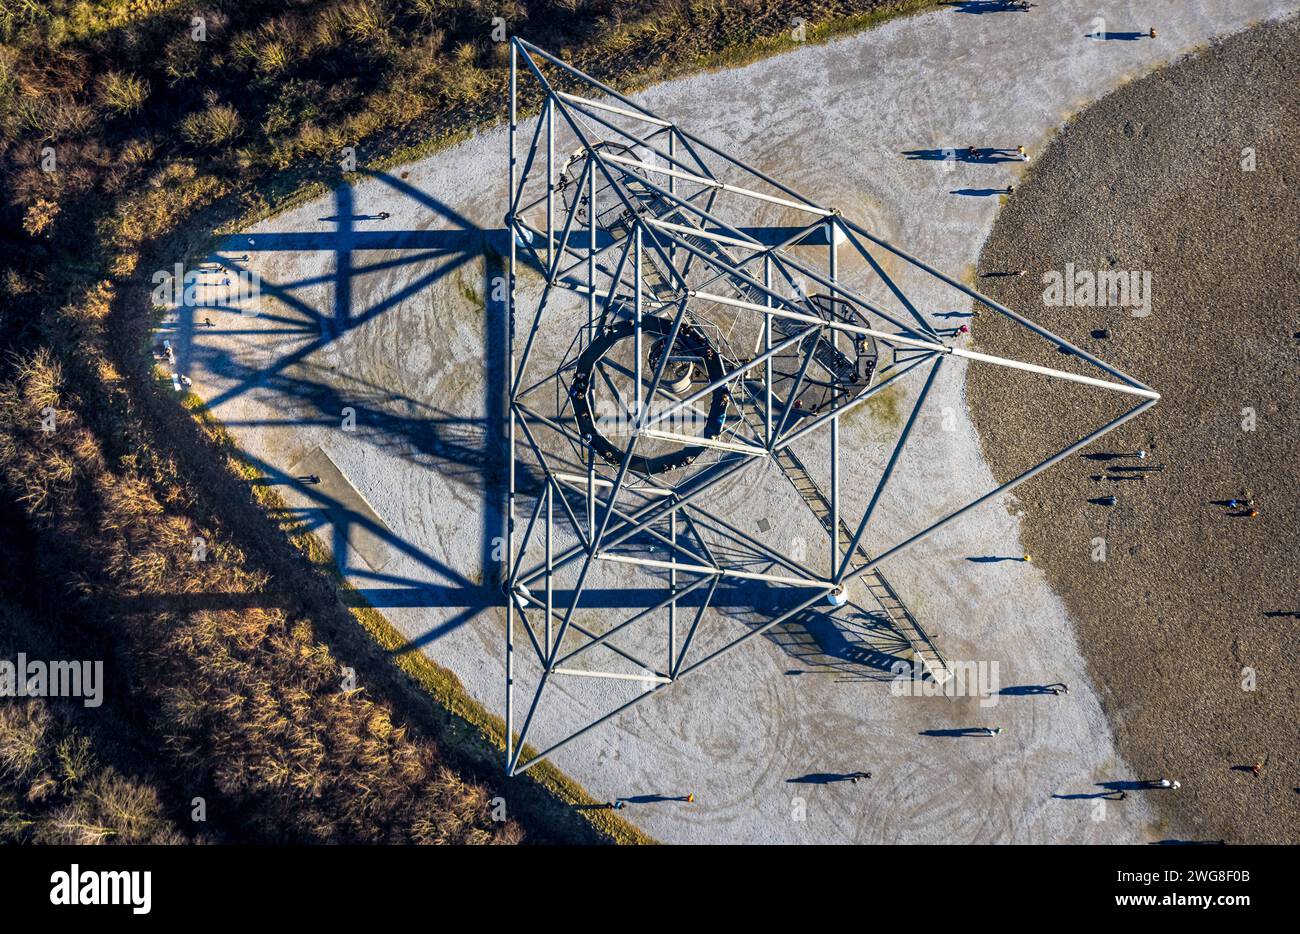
[178,0,1298,842]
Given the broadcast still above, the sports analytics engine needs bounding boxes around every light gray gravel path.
[176,0,1298,843]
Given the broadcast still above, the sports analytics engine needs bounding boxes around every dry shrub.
[98,71,149,114]
[0,697,183,845]
[181,101,244,148]
[340,0,394,44]
[0,703,49,781]
[22,197,58,235]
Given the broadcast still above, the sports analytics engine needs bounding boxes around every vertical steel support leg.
[546,99,554,272]
[505,40,518,773]
[545,481,553,660]
[831,414,839,576]
[764,254,773,445]
[828,216,838,355]
[634,225,643,420]
[586,148,597,543]
[669,506,677,673]
[668,130,677,270]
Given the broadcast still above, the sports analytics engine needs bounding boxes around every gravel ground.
[967,16,1300,844]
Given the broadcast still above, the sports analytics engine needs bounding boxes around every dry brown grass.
[0,349,521,844]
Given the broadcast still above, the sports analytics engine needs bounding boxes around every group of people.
[962,144,1030,162]
[1224,497,1259,518]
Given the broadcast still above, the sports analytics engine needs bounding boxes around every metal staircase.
[768,440,952,685]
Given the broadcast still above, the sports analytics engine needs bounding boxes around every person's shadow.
[944,1,1034,13]
[903,147,1020,164]
[997,684,1064,696]
[787,771,870,785]
[1085,31,1147,41]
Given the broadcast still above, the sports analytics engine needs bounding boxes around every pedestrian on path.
[1045,683,1069,695]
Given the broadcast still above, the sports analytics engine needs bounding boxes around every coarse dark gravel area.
[966,16,1299,844]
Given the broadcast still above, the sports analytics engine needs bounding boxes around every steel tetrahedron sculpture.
[502,38,1157,776]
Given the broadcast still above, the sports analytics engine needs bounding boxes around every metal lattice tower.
[502,39,1158,776]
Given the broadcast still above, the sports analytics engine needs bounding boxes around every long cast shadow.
[172,170,923,677]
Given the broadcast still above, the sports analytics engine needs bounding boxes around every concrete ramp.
[289,445,394,574]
